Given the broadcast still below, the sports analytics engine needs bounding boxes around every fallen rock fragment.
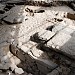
[15,68,24,74]
[67,13,75,20]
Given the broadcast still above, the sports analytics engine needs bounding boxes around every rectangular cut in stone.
[37,29,55,40]
[46,32,75,59]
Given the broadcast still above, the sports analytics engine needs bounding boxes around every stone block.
[46,32,75,59]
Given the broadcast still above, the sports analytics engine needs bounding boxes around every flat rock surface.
[45,21,75,59]
[3,5,25,24]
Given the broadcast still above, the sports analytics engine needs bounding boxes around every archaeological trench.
[0,0,75,75]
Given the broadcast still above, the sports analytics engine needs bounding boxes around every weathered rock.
[18,41,37,53]
[46,32,75,59]
[31,47,46,58]
[56,66,70,75]
[10,44,58,75]
[3,5,25,24]
[31,29,55,43]
[0,4,5,10]
[28,73,33,75]
[25,6,45,13]
[0,10,5,14]
[67,13,75,20]
[0,42,11,69]
[4,4,14,11]
[0,2,75,75]
[0,4,5,14]
[60,27,75,36]
[29,51,58,75]
[52,22,68,33]
[10,44,26,61]
[0,42,21,72]
[3,14,24,24]
[52,21,75,36]
[15,68,24,74]
[47,69,59,75]
[36,59,57,74]
[47,66,70,75]
[69,3,75,11]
